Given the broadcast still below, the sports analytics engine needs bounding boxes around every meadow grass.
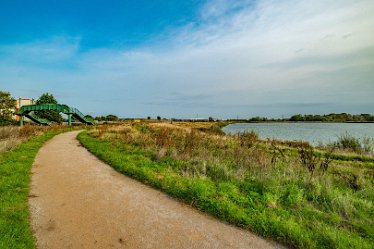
[0,125,49,153]
[0,126,74,248]
[78,123,374,249]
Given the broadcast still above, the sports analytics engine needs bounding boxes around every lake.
[222,123,374,146]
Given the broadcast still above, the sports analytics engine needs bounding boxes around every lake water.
[222,123,374,146]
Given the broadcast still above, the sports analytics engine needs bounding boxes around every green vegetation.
[95,114,119,121]
[0,91,16,126]
[196,121,230,135]
[331,133,374,154]
[0,126,72,248]
[289,113,374,122]
[36,92,63,123]
[225,113,374,123]
[78,123,374,249]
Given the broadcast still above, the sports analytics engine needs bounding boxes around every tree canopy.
[0,91,16,126]
[95,114,119,121]
[289,113,374,122]
[36,93,63,123]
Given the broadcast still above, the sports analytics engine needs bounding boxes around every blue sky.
[1,0,373,119]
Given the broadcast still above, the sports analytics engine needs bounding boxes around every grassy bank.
[0,126,73,248]
[78,123,373,249]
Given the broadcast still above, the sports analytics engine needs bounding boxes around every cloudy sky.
[1,0,373,119]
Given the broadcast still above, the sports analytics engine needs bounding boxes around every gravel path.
[29,131,283,249]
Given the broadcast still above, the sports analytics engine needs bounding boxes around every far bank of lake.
[223,122,374,146]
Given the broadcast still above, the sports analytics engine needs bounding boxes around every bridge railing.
[18,103,95,125]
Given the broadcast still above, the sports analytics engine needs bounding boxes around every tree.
[36,93,63,123]
[157,116,161,121]
[0,91,16,126]
[106,114,118,121]
[289,114,304,121]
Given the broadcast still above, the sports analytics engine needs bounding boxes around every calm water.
[223,123,374,146]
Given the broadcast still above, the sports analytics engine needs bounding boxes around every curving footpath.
[29,131,283,249]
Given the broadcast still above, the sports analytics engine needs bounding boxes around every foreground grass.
[0,127,72,248]
[78,124,374,249]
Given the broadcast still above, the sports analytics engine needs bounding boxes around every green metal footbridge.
[17,104,95,126]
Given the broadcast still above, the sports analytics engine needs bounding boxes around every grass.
[78,123,374,249]
[0,126,74,248]
[0,125,49,153]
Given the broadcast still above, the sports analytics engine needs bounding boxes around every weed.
[298,143,318,176]
[237,131,258,148]
[362,137,374,154]
[319,147,334,175]
[332,133,370,154]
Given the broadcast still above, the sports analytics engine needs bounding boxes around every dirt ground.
[29,131,283,249]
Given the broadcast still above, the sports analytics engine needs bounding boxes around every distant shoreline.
[226,121,374,124]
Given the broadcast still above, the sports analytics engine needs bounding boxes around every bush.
[0,91,16,126]
[333,133,368,154]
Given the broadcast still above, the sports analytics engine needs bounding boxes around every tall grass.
[0,125,49,153]
[79,123,374,249]
[332,133,374,154]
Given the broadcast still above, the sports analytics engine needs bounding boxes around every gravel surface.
[29,131,283,249]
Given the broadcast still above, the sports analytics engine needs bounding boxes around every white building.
[14,98,36,121]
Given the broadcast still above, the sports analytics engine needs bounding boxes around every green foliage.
[0,91,16,126]
[95,114,119,121]
[249,116,268,122]
[332,133,374,154]
[106,114,118,121]
[290,113,374,122]
[36,93,63,123]
[198,124,225,135]
[78,125,374,249]
[334,133,361,152]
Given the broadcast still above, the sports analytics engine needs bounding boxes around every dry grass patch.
[0,126,46,153]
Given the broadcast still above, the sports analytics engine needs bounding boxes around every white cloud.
[1,0,374,118]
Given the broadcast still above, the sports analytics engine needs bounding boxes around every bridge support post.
[68,114,72,125]
[20,115,24,127]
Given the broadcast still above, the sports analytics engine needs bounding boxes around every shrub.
[333,133,374,154]
[333,133,362,153]
[237,131,258,147]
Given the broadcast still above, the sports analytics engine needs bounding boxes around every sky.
[1,0,373,119]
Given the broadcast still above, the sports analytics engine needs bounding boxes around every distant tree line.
[94,114,119,121]
[225,113,374,123]
[289,113,374,122]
